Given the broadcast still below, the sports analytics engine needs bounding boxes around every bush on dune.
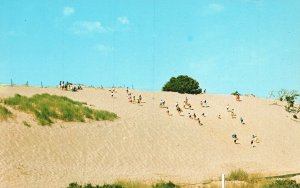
[265,179,300,188]
[152,181,180,188]
[227,169,249,181]
[4,93,117,125]
[231,91,241,96]
[162,75,202,94]
[0,104,13,121]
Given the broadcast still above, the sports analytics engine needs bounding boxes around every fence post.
[222,174,225,188]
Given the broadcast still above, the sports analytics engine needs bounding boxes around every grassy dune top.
[3,93,117,125]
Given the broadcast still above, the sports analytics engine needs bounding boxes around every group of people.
[226,104,260,147]
[200,100,209,108]
[232,134,260,147]
[105,88,260,147]
[159,98,205,126]
[127,91,143,104]
[59,81,83,92]
[160,96,259,147]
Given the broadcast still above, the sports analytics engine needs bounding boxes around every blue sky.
[0,0,299,98]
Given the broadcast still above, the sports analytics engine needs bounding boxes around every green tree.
[162,75,202,94]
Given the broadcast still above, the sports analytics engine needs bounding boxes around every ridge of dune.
[0,86,299,188]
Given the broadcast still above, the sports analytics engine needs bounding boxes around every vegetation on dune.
[224,169,300,188]
[4,93,117,125]
[152,181,180,188]
[266,179,300,188]
[269,89,299,113]
[227,169,249,181]
[0,104,13,121]
[67,181,180,188]
[162,75,202,94]
[67,176,300,188]
[231,91,241,96]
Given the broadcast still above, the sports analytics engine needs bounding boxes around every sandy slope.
[0,86,299,188]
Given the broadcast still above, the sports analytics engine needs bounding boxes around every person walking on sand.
[197,118,202,126]
[139,95,142,102]
[166,109,170,116]
[226,104,229,111]
[200,101,203,107]
[240,117,244,124]
[236,94,240,101]
[232,134,238,144]
[176,106,182,114]
[128,95,132,103]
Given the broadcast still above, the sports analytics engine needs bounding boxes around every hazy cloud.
[72,21,112,34]
[209,3,224,12]
[95,44,114,52]
[63,6,75,16]
[117,16,130,25]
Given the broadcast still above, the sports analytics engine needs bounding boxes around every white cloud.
[72,21,112,34]
[95,44,114,52]
[63,6,75,16]
[117,16,130,25]
[209,3,224,12]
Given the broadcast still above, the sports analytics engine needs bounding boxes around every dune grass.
[227,169,249,181]
[67,181,180,188]
[223,169,300,188]
[0,104,13,121]
[4,93,117,125]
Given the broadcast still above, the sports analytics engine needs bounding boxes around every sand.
[0,86,299,188]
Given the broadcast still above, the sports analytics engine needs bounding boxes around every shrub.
[265,179,300,188]
[162,75,202,94]
[227,169,249,181]
[231,91,241,96]
[0,104,13,121]
[152,181,180,188]
[67,182,123,188]
[4,93,118,125]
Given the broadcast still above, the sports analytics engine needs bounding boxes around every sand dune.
[0,86,299,188]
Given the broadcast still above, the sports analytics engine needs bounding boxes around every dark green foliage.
[152,181,180,188]
[162,75,202,94]
[265,179,300,188]
[4,93,117,125]
[67,182,123,188]
[0,104,13,121]
[67,182,82,188]
[231,91,241,96]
